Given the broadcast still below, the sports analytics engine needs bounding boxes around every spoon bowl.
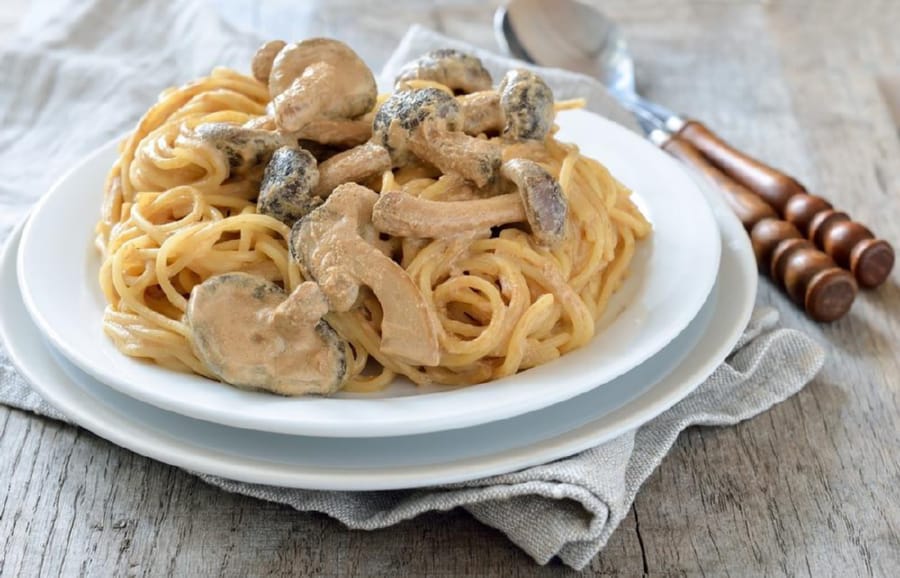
[494,0,635,95]
[495,0,679,125]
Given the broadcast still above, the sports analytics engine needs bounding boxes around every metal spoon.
[494,0,679,129]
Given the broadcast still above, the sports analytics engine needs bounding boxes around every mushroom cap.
[373,88,462,165]
[395,49,493,93]
[499,69,555,141]
[501,158,568,246]
[186,273,347,396]
[269,38,377,127]
[192,122,287,174]
[258,146,321,226]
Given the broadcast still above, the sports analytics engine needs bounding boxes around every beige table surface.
[1,0,898,575]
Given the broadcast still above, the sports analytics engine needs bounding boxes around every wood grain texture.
[1,0,899,576]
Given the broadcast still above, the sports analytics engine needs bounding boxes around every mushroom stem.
[271,281,329,330]
[373,89,502,188]
[313,142,391,197]
[373,191,525,238]
[409,123,501,188]
[458,91,503,136]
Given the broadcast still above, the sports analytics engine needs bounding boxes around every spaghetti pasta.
[96,63,650,393]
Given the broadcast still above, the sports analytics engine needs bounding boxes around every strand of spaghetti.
[489,237,595,349]
[497,293,557,377]
[557,144,578,194]
[118,71,268,198]
[104,311,189,346]
[155,213,293,310]
[596,228,636,309]
[432,275,509,357]
[130,187,207,245]
[522,341,561,368]
[341,365,397,393]
[109,242,189,337]
[554,97,587,110]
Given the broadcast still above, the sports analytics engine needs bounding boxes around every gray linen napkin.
[0,2,825,569]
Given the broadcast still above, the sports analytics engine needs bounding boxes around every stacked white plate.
[0,110,756,490]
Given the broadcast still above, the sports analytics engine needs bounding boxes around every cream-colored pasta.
[96,67,651,392]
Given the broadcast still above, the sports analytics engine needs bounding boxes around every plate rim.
[0,177,756,490]
[16,109,722,437]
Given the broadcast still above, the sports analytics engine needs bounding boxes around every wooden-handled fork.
[636,112,858,322]
[674,121,894,288]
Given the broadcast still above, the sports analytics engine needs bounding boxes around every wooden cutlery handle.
[663,137,857,322]
[676,120,894,288]
[783,196,894,288]
[662,137,776,227]
[676,120,803,211]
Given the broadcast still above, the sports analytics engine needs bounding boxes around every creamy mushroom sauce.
[97,40,647,395]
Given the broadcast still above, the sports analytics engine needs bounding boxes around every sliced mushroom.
[313,142,391,197]
[192,122,288,173]
[258,146,321,225]
[372,158,567,247]
[290,183,441,366]
[500,158,567,245]
[269,39,377,132]
[251,39,287,84]
[186,273,347,396]
[499,69,555,140]
[394,49,492,94]
[373,88,501,187]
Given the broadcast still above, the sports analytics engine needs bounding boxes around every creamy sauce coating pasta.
[96,67,651,392]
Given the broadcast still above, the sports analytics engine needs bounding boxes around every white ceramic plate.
[0,181,754,490]
[17,109,721,437]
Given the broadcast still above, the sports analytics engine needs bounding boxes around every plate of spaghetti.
[17,40,720,437]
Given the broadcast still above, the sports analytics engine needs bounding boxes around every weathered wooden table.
[1,0,898,575]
